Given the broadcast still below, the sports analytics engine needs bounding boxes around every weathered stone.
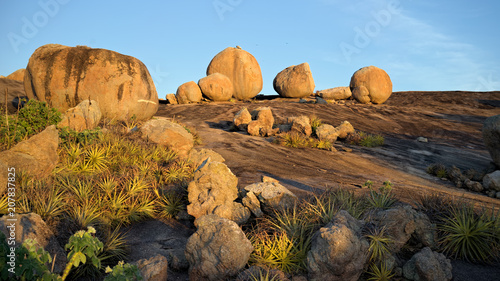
[316,96,328,104]
[369,204,437,252]
[140,118,194,156]
[188,148,225,169]
[288,116,312,137]
[483,115,500,167]
[198,73,233,102]
[242,191,263,218]
[0,213,67,273]
[187,161,239,219]
[24,44,158,121]
[307,211,369,281]
[213,202,251,225]
[403,247,452,281]
[350,66,392,104]
[244,182,297,213]
[316,121,354,142]
[247,107,275,137]
[483,170,500,191]
[0,126,59,193]
[207,47,263,100]
[6,68,25,82]
[165,93,178,104]
[0,78,28,114]
[318,86,352,100]
[273,63,315,98]
[58,99,101,131]
[133,255,168,281]
[185,215,254,281]
[176,81,202,104]
[234,107,252,131]
[464,179,484,192]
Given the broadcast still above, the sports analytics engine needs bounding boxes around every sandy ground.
[153,91,500,280]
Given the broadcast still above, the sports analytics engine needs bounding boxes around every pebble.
[417,137,428,143]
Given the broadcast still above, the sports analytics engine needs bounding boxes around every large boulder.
[403,247,452,281]
[24,44,158,121]
[483,115,500,167]
[273,63,315,98]
[369,204,437,252]
[185,215,254,281]
[187,161,248,224]
[206,47,263,100]
[0,125,59,194]
[0,213,67,273]
[6,68,25,82]
[133,255,169,281]
[198,73,233,102]
[176,81,202,104]
[349,66,392,104]
[483,170,500,192]
[140,118,194,156]
[317,86,352,100]
[307,210,369,281]
[243,182,297,213]
[0,78,28,113]
[58,99,102,131]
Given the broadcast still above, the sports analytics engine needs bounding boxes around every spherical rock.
[350,66,392,104]
[207,47,263,100]
[6,68,25,82]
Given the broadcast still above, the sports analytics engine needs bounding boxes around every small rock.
[262,176,280,183]
[165,93,178,104]
[483,170,500,191]
[299,98,308,103]
[133,255,168,281]
[488,190,496,198]
[403,247,452,281]
[316,96,328,104]
[417,137,428,143]
[464,179,484,192]
[496,191,500,199]
[234,107,253,131]
[242,191,263,218]
[342,147,353,153]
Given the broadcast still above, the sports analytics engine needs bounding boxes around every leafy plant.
[104,261,142,281]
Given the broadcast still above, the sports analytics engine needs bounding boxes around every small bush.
[274,132,308,148]
[309,115,322,137]
[367,181,397,210]
[346,131,384,147]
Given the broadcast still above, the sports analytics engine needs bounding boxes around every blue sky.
[1,0,499,96]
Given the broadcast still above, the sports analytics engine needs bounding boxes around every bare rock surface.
[58,99,101,131]
[482,114,500,167]
[6,68,25,82]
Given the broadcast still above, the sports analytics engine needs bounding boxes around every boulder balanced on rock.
[24,44,158,121]
[198,73,233,102]
[176,81,202,104]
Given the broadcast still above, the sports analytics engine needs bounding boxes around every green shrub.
[0,100,61,150]
[346,131,384,147]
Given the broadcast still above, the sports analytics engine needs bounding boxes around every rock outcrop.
[483,114,500,167]
[288,116,312,137]
[140,118,194,156]
[315,121,355,142]
[24,44,158,121]
[247,107,275,137]
[176,81,202,104]
[273,63,315,98]
[483,170,500,191]
[58,99,101,131]
[185,215,254,281]
[234,107,253,131]
[188,148,225,169]
[307,211,369,281]
[350,66,392,104]
[198,73,233,101]
[206,47,263,100]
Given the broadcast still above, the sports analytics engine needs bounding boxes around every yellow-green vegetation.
[0,101,198,279]
[273,132,332,151]
[309,115,322,137]
[426,163,448,178]
[346,130,385,147]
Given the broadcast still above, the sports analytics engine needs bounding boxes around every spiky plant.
[365,225,393,262]
[329,188,366,219]
[304,193,338,226]
[367,182,397,210]
[67,200,103,230]
[438,204,500,263]
[366,262,394,281]
[154,189,185,219]
[84,144,110,172]
[309,115,323,137]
